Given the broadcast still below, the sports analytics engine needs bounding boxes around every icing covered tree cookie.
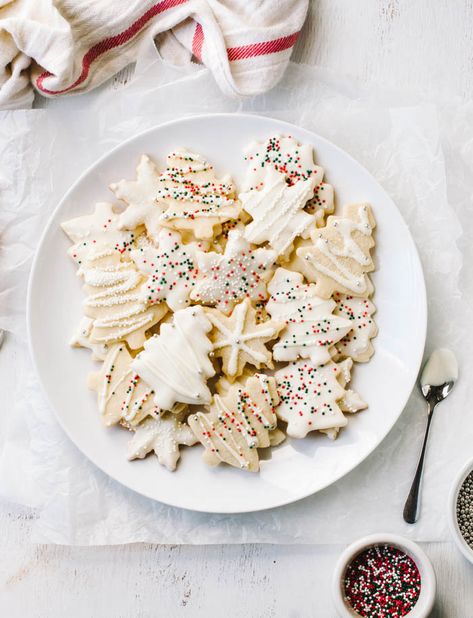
[243,135,334,224]
[296,203,376,298]
[131,229,201,311]
[240,166,315,258]
[127,414,197,471]
[131,306,215,409]
[333,292,378,362]
[206,298,282,380]
[188,374,279,472]
[190,228,276,314]
[275,361,349,438]
[77,250,166,349]
[110,154,165,242]
[266,267,352,365]
[157,148,241,239]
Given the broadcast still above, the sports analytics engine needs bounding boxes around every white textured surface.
[2,1,473,615]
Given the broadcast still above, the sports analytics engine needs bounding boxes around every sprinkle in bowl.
[332,533,436,618]
[448,456,473,564]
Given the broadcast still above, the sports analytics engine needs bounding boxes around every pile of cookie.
[62,135,377,473]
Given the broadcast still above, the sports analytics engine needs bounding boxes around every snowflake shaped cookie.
[206,298,282,380]
[191,228,276,314]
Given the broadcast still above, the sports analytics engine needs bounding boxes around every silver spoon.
[403,348,458,524]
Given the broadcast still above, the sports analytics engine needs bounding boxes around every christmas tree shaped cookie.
[275,361,349,438]
[78,250,167,349]
[266,268,352,365]
[127,414,197,471]
[240,165,315,258]
[206,298,282,380]
[191,228,276,314]
[130,229,201,311]
[131,306,215,409]
[88,343,158,427]
[296,203,376,298]
[333,292,378,362]
[243,135,334,224]
[157,148,241,239]
[110,154,165,242]
[188,374,279,472]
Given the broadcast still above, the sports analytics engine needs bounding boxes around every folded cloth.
[0,0,308,109]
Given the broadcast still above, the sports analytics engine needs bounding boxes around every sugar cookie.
[127,414,197,471]
[334,292,378,362]
[130,229,201,311]
[206,298,282,380]
[157,148,240,239]
[275,361,349,438]
[296,203,376,298]
[191,228,276,314]
[131,306,215,409]
[110,154,165,243]
[70,317,108,361]
[240,166,315,258]
[266,268,352,365]
[243,135,334,224]
[188,374,279,472]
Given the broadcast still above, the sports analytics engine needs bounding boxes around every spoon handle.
[403,402,435,524]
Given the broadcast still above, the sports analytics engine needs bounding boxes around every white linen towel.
[0,0,309,109]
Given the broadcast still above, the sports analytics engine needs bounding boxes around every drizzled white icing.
[191,228,276,314]
[130,229,199,311]
[70,316,108,361]
[131,306,215,409]
[127,415,197,471]
[334,292,378,361]
[243,134,334,222]
[207,298,281,377]
[156,148,240,238]
[297,203,375,295]
[188,374,278,471]
[275,361,348,438]
[88,343,158,427]
[240,166,315,255]
[266,268,352,365]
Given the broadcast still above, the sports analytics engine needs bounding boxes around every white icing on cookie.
[131,306,215,409]
[70,316,108,361]
[111,154,166,242]
[62,202,138,262]
[207,298,281,377]
[156,148,240,238]
[243,135,334,222]
[188,374,278,471]
[127,415,197,471]
[78,250,165,347]
[275,361,348,438]
[240,166,315,256]
[191,228,276,314]
[334,293,378,361]
[266,268,352,365]
[131,229,201,311]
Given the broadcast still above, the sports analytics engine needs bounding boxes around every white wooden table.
[2,2,473,615]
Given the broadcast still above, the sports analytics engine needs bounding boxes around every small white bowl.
[332,533,436,617]
[448,456,473,564]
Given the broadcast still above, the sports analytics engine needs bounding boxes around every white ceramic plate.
[27,114,427,513]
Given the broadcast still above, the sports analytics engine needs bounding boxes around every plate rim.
[26,112,428,513]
